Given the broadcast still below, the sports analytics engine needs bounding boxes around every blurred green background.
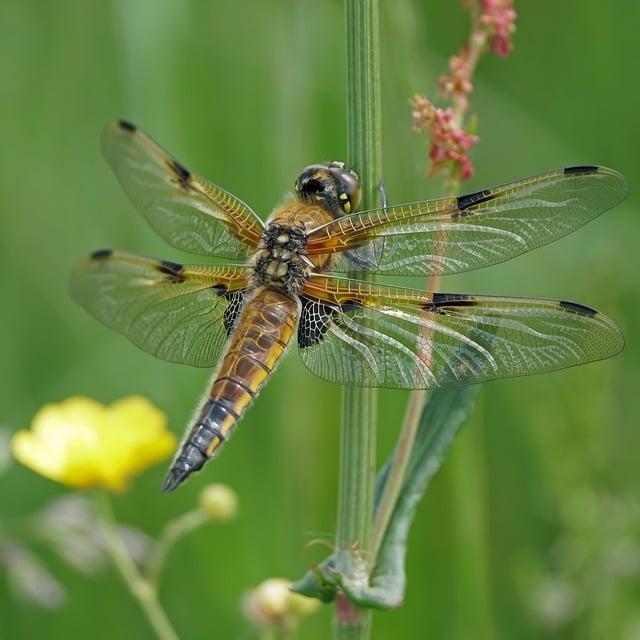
[1,0,639,638]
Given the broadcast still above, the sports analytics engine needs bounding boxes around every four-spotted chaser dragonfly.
[70,120,627,492]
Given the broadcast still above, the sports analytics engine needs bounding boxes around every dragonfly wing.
[70,250,248,367]
[298,275,623,389]
[102,120,264,259]
[306,166,628,276]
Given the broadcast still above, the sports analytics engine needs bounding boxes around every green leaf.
[292,385,479,608]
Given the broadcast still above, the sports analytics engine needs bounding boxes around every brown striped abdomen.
[162,288,299,492]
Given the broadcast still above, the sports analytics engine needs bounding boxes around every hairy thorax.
[250,201,334,296]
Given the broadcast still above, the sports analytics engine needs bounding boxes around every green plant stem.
[145,509,209,592]
[334,0,381,638]
[259,626,294,640]
[370,389,425,560]
[94,491,180,640]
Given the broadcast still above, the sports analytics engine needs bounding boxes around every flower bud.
[243,578,320,629]
[249,578,290,623]
[198,483,238,522]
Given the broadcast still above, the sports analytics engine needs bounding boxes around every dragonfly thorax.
[251,223,310,295]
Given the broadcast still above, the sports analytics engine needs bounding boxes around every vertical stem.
[145,509,209,592]
[370,389,426,561]
[94,491,180,640]
[334,1,381,638]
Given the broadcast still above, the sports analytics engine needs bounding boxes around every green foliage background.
[1,1,638,638]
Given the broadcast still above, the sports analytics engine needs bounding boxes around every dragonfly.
[70,120,627,492]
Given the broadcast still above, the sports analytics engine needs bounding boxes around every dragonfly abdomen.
[162,288,299,492]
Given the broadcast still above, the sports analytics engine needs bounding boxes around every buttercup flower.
[11,396,176,491]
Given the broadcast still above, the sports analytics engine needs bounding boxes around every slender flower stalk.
[335,0,382,638]
[370,0,516,573]
[369,388,426,563]
[145,509,209,592]
[146,483,238,590]
[94,491,180,640]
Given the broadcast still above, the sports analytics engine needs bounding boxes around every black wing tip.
[563,165,600,176]
[117,119,137,132]
[558,300,598,316]
[89,248,113,260]
[162,467,190,493]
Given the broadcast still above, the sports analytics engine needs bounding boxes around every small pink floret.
[411,95,479,181]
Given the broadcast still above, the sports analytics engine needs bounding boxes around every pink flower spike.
[479,0,517,57]
[410,95,479,182]
[438,45,474,108]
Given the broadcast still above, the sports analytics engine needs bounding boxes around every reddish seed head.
[411,96,479,181]
[479,0,517,57]
[411,0,516,182]
[438,45,474,109]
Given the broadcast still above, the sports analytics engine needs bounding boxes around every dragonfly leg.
[342,177,388,270]
[378,176,388,210]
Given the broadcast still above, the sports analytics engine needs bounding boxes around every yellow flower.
[11,396,176,491]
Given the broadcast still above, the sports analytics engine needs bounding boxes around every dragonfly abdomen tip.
[162,467,190,493]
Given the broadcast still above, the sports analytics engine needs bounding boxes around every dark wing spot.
[298,296,336,349]
[425,293,479,313]
[432,293,477,306]
[157,260,185,283]
[117,119,136,132]
[212,284,228,296]
[169,159,191,183]
[341,299,364,313]
[559,300,597,316]
[564,165,599,176]
[90,248,113,260]
[456,189,496,211]
[158,260,183,275]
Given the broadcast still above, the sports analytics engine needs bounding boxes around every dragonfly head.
[295,162,361,216]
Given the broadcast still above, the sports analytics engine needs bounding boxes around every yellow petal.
[98,396,176,489]
[11,396,176,491]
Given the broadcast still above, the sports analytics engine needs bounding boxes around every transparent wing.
[298,275,624,389]
[306,166,628,276]
[70,249,249,367]
[102,120,264,259]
